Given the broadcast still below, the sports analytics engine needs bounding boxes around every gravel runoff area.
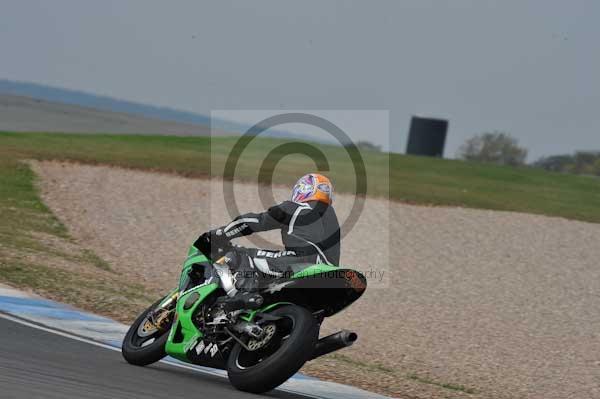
[31,161,600,399]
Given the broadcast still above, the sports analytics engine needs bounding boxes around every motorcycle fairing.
[165,246,366,365]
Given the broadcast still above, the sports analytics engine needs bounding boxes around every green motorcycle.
[122,235,367,393]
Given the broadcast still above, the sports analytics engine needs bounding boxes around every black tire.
[121,297,171,366]
[226,305,319,393]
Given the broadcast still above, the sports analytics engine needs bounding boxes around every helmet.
[291,173,333,204]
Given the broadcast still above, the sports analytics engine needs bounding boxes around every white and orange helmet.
[291,173,333,204]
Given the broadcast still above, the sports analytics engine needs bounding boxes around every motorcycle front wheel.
[122,295,174,366]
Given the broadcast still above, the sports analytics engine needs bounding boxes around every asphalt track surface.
[0,317,311,399]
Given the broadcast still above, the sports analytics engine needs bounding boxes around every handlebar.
[193,231,233,261]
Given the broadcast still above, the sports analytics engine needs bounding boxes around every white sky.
[1,0,599,159]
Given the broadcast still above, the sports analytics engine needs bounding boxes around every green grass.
[2,131,599,222]
[0,137,149,320]
[0,155,68,249]
[328,353,478,395]
[80,248,112,271]
[407,373,477,394]
[0,260,152,319]
[330,353,394,373]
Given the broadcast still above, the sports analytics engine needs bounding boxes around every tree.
[532,154,574,172]
[458,132,528,166]
[533,151,600,176]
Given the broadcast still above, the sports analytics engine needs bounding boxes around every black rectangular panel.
[406,116,448,157]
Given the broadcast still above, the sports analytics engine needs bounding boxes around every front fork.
[158,289,179,309]
[147,289,179,331]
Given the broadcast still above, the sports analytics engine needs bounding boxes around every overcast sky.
[1,0,598,159]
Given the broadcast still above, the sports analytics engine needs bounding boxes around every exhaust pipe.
[310,330,358,360]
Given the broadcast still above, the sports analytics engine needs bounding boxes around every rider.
[194,173,340,309]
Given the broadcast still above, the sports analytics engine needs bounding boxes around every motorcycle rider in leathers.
[194,173,340,309]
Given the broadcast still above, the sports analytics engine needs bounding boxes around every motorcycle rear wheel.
[226,305,319,393]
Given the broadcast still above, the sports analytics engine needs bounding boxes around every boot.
[213,252,264,313]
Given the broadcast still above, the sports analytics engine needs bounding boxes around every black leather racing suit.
[200,200,340,291]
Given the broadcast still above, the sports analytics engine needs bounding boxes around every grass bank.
[0,148,153,321]
[1,131,599,223]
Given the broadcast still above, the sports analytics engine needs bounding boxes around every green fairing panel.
[165,245,215,361]
[241,302,293,322]
[186,245,199,257]
[167,249,357,360]
[165,282,219,361]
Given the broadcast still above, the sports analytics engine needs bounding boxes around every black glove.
[209,228,230,248]
[193,229,231,259]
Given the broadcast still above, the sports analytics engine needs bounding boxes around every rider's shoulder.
[281,200,315,209]
[268,200,313,214]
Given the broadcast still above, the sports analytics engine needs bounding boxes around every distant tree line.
[457,131,599,176]
[532,152,600,176]
[348,133,598,177]
[346,140,382,152]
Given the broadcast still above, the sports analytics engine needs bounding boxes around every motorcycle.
[121,234,367,393]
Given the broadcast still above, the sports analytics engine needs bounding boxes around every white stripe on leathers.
[287,203,312,234]
[224,217,259,232]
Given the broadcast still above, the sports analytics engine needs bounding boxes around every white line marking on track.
[0,312,324,399]
[0,312,119,351]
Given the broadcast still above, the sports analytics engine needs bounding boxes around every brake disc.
[137,317,158,337]
[247,323,277,351]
